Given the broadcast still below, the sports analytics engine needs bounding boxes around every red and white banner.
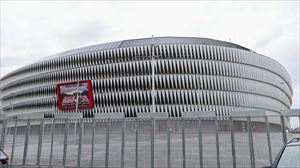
[56,80,94,110]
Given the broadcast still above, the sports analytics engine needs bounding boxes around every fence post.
[265,116,273,165]
[167,118,171,168]
[22,119,31,166]
[77,119,84,167]
[135,118,139,168]
[198,117,203,168]
[105,118,111,168]
[91,119,96,167]
[280,115,287,144]
[121,118,126,168]
[63,119,69,167]
[151,118,155,168]
[37,119,44,166]
[0,119,7,150]
[229,117,236,168]
[182,118,186,168]
[215,117,220,168]
[247,117,255,168]
[10,119,18,165]
[49,119,56,166]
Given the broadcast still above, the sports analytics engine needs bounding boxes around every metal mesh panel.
[3,121,13,159]
[233,118,251,168]
[268,116,285,162]
[80,120,93,167]
[202,119,218,168]
[4,120,18,165]
[12,120,26,165]
[218,119,233,168]
[40,119,53,166]
[65,120,79,167]
[0,114,299,168]
[170,119,183,168]
[251,117,270,168]
[92,119,107,167]
[138,119,151,168]
[51,120,66,166]
[184,119,200,168]
[25,120,40,165]
[108,120,123,168]
[124,120,136,168]
[154,119,168,168]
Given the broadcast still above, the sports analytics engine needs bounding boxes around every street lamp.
[124,36,158,115]
[74,80,80,135]
[151,35,157,113]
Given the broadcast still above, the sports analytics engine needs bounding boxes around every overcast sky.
[1,1,299,123]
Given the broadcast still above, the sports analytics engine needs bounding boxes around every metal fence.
[0,113,300,168]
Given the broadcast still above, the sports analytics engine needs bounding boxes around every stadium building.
[0,37,293,119]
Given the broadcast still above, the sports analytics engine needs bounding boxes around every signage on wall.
[56,80,94,110]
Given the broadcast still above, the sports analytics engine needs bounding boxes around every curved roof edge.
[37,36,252,63]
[2,36,253,79]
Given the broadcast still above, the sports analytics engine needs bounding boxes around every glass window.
[276,146,300,168]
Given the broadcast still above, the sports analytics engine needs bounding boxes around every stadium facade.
[0,37,293,119]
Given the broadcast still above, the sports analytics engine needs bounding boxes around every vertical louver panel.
[0,39,292,118]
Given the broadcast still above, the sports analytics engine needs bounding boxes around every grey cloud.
[254,29,284,50]
[50,20,113,53]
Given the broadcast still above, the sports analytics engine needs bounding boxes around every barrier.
[0,111,299,168]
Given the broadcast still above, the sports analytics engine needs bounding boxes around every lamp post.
[74,81,80,135]
[151,36,156,113]
[196,76,201,113]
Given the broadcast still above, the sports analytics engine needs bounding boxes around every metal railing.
[0,112,300,168]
